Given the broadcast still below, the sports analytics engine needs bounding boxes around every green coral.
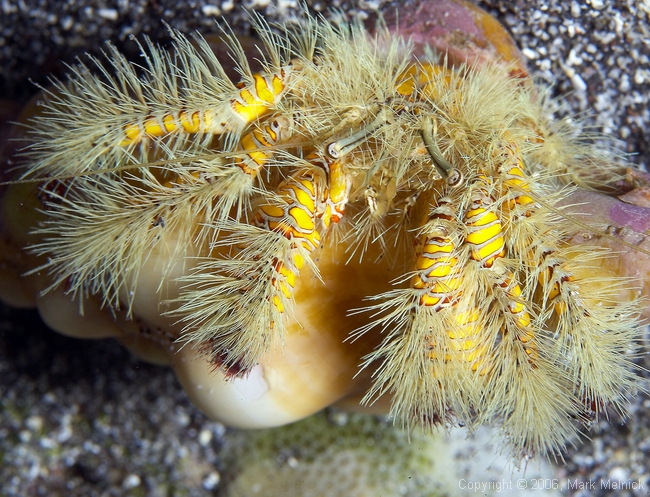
[220,411,450,497]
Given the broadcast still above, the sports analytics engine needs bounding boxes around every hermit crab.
[1,1,648,462]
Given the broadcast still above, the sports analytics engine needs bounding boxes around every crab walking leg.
[173,155,397,428]
[119,70,290,147]
[411,202,489,372]
[173,151,351,372]
[232,115,293,177]
[23,29,293,179]
[353,198,470,418]
[248,150,351,321]
[159,114,293,212]
[247,152,351,348]
[253,167,327,315]
[171,238,404,428]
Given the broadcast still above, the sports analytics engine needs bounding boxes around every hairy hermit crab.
[2,0,649,462]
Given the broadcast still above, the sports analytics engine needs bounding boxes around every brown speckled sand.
[1,1,648,495]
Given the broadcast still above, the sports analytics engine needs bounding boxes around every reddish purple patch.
[609,199,650,232]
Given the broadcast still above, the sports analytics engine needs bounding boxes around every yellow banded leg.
[254,169,326,313]
[233,115,292,177]
[120,67,290,146]
[499,272,537,360]
[464,192,505,268]
[411,198,463,310]
[500,142,536,215]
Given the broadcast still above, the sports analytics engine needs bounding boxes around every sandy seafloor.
[0,0,649,496]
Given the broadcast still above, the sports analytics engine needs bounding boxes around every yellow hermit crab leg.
[232,114,293,177]
[119,68,291,147]
[253,165,327,315]
[170,163,330,376]
[463,189,506,268]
